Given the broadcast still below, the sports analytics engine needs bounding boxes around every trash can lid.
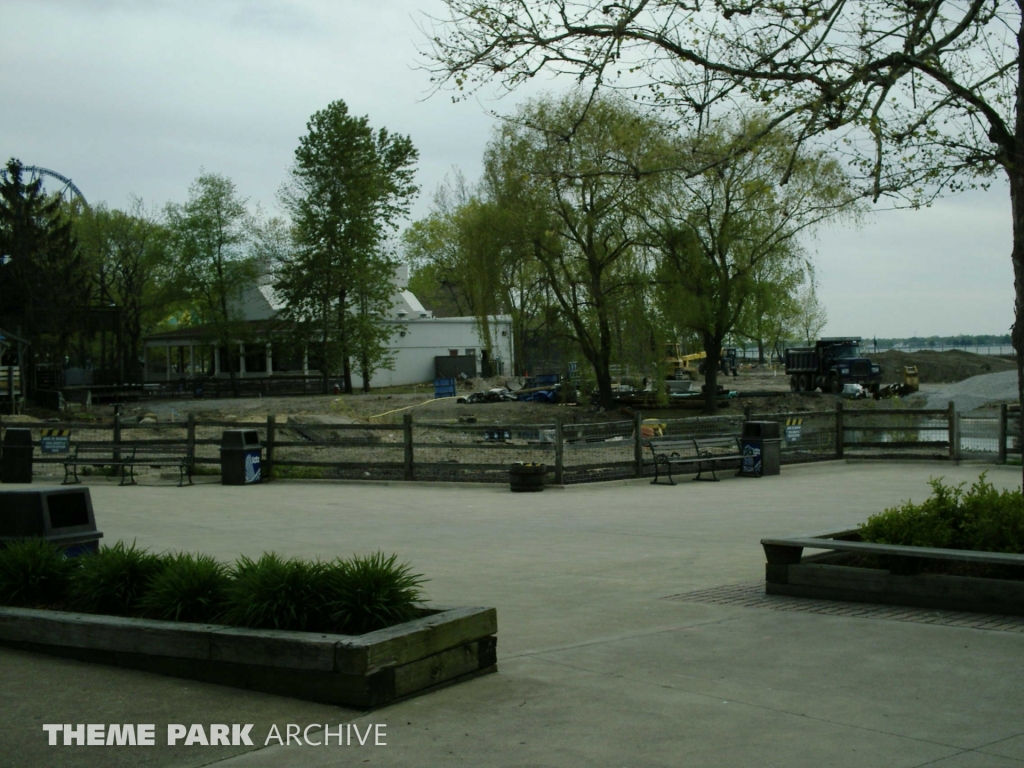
[2,428,33,446]
[221,429,261,447]
[742,421,780,439]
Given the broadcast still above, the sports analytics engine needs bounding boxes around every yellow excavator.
[664,343,739,379]
[664,343,706,380]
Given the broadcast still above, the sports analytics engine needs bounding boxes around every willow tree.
[403,174,479,319]
[647,119,857,413]
[483,91,675,406]
[404,172,550,374]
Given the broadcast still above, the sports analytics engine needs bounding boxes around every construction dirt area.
[3,349,1017,429]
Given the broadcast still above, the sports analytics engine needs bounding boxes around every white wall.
[370,316,514,387]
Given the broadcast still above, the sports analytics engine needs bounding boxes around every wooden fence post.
[999,403,1008,464]
[835,402,844,459]
[634,410,644,478]
[946,403,954,462]
[186,412,196,472]
[403,414,414,481]
[265,414,275,480]
[554,418,564,485]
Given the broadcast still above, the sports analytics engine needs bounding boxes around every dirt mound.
[873,350,1014,384]
[924,369,1018,412]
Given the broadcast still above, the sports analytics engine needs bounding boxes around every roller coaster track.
[0,164,88,207]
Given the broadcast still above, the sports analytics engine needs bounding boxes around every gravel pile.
[924,369,1019,412]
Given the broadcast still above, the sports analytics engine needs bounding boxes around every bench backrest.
[647,435,741,456]
[645,438,693,452]
[71,443,136,459]
[693,436,740,450]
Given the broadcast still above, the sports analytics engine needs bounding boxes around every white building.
[142,265,514,387]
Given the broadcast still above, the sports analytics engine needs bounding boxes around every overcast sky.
[1,0,1013,339]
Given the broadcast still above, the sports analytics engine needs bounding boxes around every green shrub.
[859,473,1024,553]
[0,539,76,607]
[326,552,425,634]
[223,553,331,631]
[69,541,165,616]
[138,553,230,623]
[961,476,1024,553]
[1,539,429,634]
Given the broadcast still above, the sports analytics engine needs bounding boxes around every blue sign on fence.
[40,429,71,454]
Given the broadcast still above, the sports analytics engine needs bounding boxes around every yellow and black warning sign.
[40,428,71,454]
[784,418,802,442]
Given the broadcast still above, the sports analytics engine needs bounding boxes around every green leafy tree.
[75,198,173,382]
[793,280,829,346]
[647,119,856,412]
[165,172,259,396]
[483,92,674,405]
[405,171,550,374]
[403,173,480,319]
[351,246,402,391]
[738,256,807,364]
[276,100,418,393]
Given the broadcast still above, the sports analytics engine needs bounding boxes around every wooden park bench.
[63,442,193,487]
[646,435,743,484]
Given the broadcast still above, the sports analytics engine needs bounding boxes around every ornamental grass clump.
[0,539,76,607]
[69,541,165,616]
[138,552,231,623]
[326,552,425,635]
[859,474,1024,554]
[1,539,429,634]
[222,553,332,631]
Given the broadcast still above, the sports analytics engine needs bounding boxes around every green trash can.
[220,429,262,485]
[1,428,33,484]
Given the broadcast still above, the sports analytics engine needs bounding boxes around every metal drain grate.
[664,581,1024,633]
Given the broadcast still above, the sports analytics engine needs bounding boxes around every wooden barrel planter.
[509,463,546,492]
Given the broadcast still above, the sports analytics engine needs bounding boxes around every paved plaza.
[2,461,1024,767]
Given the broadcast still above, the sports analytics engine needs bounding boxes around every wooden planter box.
[0,605,497,709]
[761,529,1024,615]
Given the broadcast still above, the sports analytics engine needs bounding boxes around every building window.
[244,345,267,373]
[271,341,303,372]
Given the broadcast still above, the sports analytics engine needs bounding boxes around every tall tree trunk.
[1009,166,1024,489]
[342,354,353,394]
[757,338,765,365]
[1011,24,1024,490]
[321,332,330,395]
[702,335,723,415]
[338,288,353,394]
[594,359,614,409]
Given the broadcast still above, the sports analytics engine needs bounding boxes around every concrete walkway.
[3,462,1023,767]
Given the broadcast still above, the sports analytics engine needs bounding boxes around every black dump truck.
[785,338,881,393]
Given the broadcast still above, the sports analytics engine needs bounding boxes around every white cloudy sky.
[0,0,1013,339]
